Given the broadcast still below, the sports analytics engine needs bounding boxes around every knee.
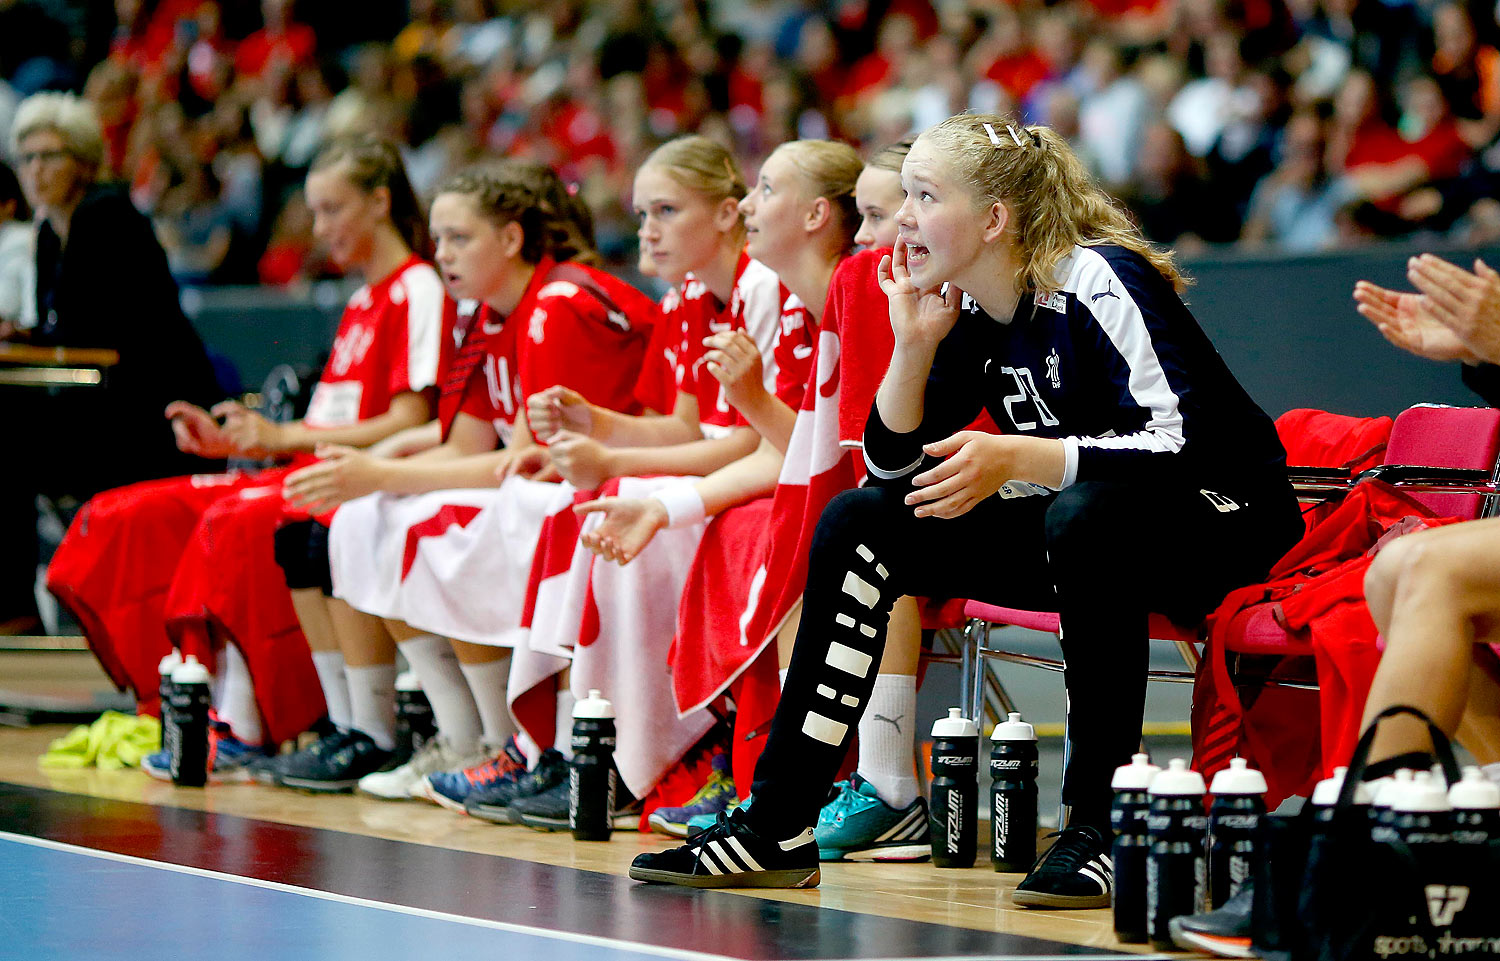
[1365,536,1413,613]
[811,487,900,554]
[1043,482,1126,559]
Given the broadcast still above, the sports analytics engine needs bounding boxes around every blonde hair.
[770,139,863,248]
[866,138,914,175]
[437,160,599,267]
[921,114,1188,294]
[642,134,748,241]
[311,135,429,257]
[11,92,105,171]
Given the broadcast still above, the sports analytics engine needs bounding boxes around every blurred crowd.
[4,0,1500,287]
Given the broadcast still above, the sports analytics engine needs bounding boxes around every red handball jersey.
[518,258,658,415]
[438,300,525,446]
[771,291,815,411]
[633,286,681,415]
[674,252,785,437]
[304,256,453,429]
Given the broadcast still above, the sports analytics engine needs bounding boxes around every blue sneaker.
[649,753,736,837]
[421,737,526,813]
[686,793,750,837]
[814,773,930,862]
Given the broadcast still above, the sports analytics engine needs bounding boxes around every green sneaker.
[814,773,931,862]
[648,753,737,837]
[686,793,750,836]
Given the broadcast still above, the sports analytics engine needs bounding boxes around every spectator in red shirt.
[235,0,314,79]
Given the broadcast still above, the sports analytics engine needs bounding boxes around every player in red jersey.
[46,137,452,780]
[267,160,662,792]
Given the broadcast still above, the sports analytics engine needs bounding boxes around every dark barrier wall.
[188,243,1500,416]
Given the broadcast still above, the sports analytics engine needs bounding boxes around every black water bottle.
[1207,757,1266,910]
[1145,758,1207,949]
[1110,752,1160,943]
[394,671,437,766]
[1449,767,1500,845]
[157,650,182,763]
[929,708,979,868]
[1370,768,1414,842]
[1308,765,1373,836]
[168,655,211,787]
[569,689,617,841]
[1393,771,1451,848]
[989,712,1038,872]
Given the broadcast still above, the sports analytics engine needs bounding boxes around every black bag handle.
[1335,705,1462,811]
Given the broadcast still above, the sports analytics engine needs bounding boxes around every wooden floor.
[0,722,1199,958]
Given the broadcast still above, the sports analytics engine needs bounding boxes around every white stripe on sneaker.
[875,806,925,842]
[1077,863,1110,892]
[725,837,765,873]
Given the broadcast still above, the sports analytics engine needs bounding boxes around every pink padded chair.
[960,404,1500,728]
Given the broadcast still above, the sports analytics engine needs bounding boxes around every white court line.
[0,831,739,961]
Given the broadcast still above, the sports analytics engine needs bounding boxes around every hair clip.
[982,122,1004,147]
[1005,124,1026,148]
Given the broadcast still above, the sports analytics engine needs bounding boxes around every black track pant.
[747,476,1302,840]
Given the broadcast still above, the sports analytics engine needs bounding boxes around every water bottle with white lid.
[157,650,183,767]
[1110,753,1160,943]
[569,689,617,841]
[929,708,979,868]
[1145,759,1208,949]
[1207,758,1267,909]
[1371,769,1415,842]
[168,654,211,787]
[1448,767,1500,846]
[988,711,1038,872]
[1309,766,1374,833]
[1391,770,1451,848]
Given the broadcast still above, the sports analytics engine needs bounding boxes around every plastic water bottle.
[168,655,211,787]
[1208,757,1267,909]
[393,671,437,766]
[157,650,183,764]
[1145,759,1208,949]
[989,712,1038,872]
[1110,753,1160,943]
[929,708,979,868]
[1393,771,1451,847]
[1370,769,1414,842]
[1308,766,1373,834]
[1448,767,1500,845]
[569,689,617,841]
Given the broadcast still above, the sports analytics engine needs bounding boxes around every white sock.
[345,663,397,751]
[856,673,919,808]
[216,643,264,746]
[459,656,518,747]
[779,668,789,689]
[1483,761,1500,786]
[310,650,352,731]
[555,687,576,759]
[396,635,482,746]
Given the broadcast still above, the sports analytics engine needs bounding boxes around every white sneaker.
[357,737,485,800]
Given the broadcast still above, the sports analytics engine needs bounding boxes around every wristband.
[651,483,707,528]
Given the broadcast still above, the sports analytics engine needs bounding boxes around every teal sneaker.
[814,773,931,862]
[686,793,750,837]
[648,753,737,837]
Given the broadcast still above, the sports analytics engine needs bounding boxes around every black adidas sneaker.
[1011,826,1113,909]
[629,808,820,889]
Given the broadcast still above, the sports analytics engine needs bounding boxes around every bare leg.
[292,589,338,652]
[1362,517,1500,762]
[1457,644,1500,765]
[776,601,802,669]
[331,598,395,666]
[329,599,396,747]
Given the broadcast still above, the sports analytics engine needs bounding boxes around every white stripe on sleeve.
[401,264,446,391]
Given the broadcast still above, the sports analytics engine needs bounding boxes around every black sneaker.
[276,729,394,793]
[510,776,642,832]
[1011,826,1113,909]
[629,808,820,889]
[464,748,570,823]
[1169,884,1255,957]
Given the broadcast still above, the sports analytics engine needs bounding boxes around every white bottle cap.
[931,708,978,738]
[158,650,183,676]
[1310,766,1374,807]
[171,654,211,685]
[1393,771,1451,813]
[1148,758,1206,796]
[395,671,422,692]
[1111,752,1161,790]
[1373,769,1415,810]
[573,688,615,719]
[990,712,1035,742]
[1209,757,1268,796]
[1448,767,1500,810]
